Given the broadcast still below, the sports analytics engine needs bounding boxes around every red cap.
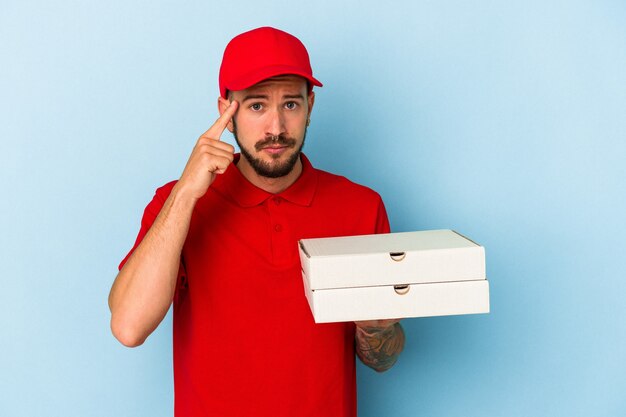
[219,27,323,99]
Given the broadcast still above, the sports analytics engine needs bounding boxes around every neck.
[236,156,303,194]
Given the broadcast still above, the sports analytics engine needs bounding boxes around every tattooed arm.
[355,319,405,372]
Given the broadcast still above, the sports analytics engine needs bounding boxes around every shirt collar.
[212,153,318,207]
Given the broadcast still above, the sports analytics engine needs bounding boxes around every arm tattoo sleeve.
[355,322,405,372]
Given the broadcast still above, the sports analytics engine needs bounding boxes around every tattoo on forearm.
[355,323,405,372]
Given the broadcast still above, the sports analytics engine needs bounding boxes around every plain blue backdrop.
[1,1,625,416]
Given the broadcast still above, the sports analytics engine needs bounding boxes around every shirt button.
[274,224,283,232]
[273,197,282,205]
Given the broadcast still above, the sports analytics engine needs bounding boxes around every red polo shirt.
[120,154,390,417]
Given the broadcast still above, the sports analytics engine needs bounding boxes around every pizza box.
[298,229,490,323]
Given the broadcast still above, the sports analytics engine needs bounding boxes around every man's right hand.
[109,101,240,347]
[175,100,239,201]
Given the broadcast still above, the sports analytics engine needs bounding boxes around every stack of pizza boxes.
[298,230,490,323]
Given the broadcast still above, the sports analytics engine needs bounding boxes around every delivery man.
[109,26,405,416]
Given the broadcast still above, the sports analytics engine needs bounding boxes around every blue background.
[1,1,625,416]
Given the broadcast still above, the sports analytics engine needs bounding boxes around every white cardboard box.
[298,229,490,323]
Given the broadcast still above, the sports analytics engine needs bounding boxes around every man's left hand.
[354,318,405,372]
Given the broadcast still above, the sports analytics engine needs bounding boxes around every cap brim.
[225,65,322,95]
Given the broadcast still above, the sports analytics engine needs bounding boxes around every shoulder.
[309,165,390,234]
[314,168,383,204]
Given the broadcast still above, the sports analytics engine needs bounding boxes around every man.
[109,26,405,416]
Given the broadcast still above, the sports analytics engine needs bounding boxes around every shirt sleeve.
[374,196,391,234]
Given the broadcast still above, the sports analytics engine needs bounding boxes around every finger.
[355,319,400,329]
[195,137,235,154]
[209,155,233,175]
[201,100,238,140]
[196,145,235,162]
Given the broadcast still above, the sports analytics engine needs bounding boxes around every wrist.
[170,182,201,207]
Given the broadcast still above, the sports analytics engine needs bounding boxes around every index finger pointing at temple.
[202,100,239,140]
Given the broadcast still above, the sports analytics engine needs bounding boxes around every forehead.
[240,75,307,95]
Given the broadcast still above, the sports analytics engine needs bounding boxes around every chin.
[251,151,301,178]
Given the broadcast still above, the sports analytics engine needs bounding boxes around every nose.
[265,108,286,137]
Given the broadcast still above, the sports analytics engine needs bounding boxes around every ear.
[307,91,315,120]
[217,96,235,132]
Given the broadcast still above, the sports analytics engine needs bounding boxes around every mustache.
[254,134,297,151]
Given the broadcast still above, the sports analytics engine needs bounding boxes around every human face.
[225,75,314,179]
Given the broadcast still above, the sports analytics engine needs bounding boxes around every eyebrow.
[241,94,269,103]
[283,94,305,100]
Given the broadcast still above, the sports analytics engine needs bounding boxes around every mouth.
[260,144,291,155]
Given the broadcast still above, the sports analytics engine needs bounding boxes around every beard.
[232,119,307,178]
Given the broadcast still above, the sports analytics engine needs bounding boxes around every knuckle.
[199,152,212,163]
[196,136,210,146]
[195,144,209,154]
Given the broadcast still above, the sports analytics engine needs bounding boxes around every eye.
[250,103,263,111]
[285,101,298,110]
